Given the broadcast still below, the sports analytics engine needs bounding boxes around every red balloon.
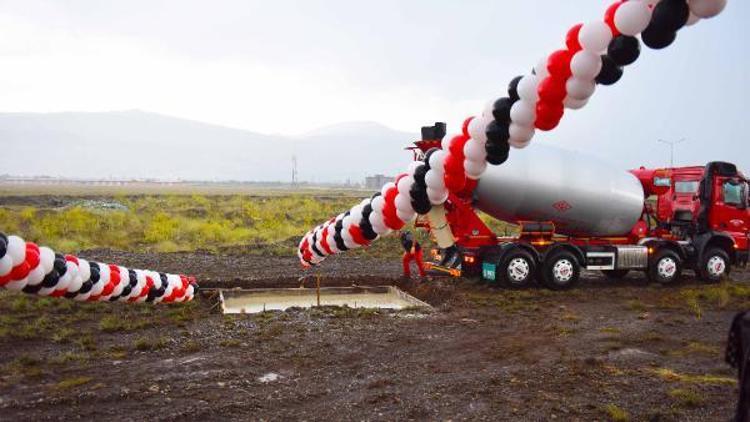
[320,227,333,254]
[394,173,407,185]
[444,171,466,193]
[349,225,370,246]
[535,101,565,131]
[26,242,39,254]
[547,49,573,79]
[444,153,464,174]
[537,77,567,104]
[9,261,30,281]
[448,135,469,159]
[65,254,79,265]
[25,249,40,270]
[604,1,624,37]
[0,274,11,286]
[566,24,583,52]
[461,117,474,137]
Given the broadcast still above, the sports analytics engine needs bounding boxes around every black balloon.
[78,280,93,295]
[492,97,515,125]
[485,142,510,166]
[485,120,511,145]
[651,0,690,32]
[413,164,428,188]
[608,36,640,66]
[595,55,624,86]
[0,236,6,259]
[641,25,677,50]
[359,220,378,241]
[54,254,67,276]
[90,267,101,283]
[508,76,523,101]
[333,225,348,251]
[23,282,44,295]
[361,203,373,220]
[41,270,60,288]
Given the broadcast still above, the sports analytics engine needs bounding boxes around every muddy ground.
[0,251,747,421]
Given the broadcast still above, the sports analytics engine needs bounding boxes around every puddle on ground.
[220,286,429,314]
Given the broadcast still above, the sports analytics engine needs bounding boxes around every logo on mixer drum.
[552,200,572,213]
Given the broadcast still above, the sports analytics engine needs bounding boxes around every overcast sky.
[0,0,748,171]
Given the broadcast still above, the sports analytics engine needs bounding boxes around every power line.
[657,138,686,168]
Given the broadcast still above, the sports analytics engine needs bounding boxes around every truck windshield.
[675,181,699,193]
[723,181,743,206]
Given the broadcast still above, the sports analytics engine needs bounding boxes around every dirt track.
[0,251,747,421]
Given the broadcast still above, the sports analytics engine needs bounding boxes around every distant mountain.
[0,111,416,182]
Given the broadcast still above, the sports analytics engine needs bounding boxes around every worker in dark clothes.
[400,231,426,278]
[727,310,750,422]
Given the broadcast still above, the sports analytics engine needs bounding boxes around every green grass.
[53,376,92,390]
[669,388,705,408]
[602,404,630,422]
[0,193,414,255]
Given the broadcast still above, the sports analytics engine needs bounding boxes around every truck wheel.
[647,249,682,285]
[699,247,731,283]
[499,250,536,289]
[601,269,630,280]
[541,251,581,291]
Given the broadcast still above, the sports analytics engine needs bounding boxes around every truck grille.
[616,246,648,269]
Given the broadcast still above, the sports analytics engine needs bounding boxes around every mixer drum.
[474,144,646,237]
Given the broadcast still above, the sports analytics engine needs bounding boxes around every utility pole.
[291,155,298,186]
[657,138,686,168]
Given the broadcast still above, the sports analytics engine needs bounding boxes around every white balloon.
[27,265,46,285]
[467,115,489,143]
[326,231,338,253]
[463,139,486,162]
[349,205,363,224]
[407,161,421,176]
[615,1,652,36]
[564,96,589,110]
[509,138,532,149]
[395,193,414,213]
[369,211,386,232]
[686,11,700,26]
[464,159,488,179]
[570,50,602,80]
[689,0,726,18]
[396,208,416,223]
[517,75,540,102]
[56,269,72,293]
[579,21,613,53]
[5,278,27,291]
[428,150,447,173]
[371,195,386,213]
[66,262,82,293]
[342,216,353,231]
[441,134,455,151]
[566,77,596,100]
[0,255,11,277]
[509,123,535,144]
[427,187,449,205]
[397,176,414,195]
[380,182,396,196]
[534,57,550,80]
[77,259,91,283]
[7,235,26,266]
[90,265,107,296]
[510,100,536,127]
[39,247,55,274]
[424,169,445,191]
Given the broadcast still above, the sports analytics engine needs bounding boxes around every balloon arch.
[297,0,728,267]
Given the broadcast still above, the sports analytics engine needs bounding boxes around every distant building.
[365,174,393,190]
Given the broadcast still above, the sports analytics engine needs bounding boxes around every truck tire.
[698,247,731,283]
[541,251,581,291]
[602,269,630,280]
[499,250,536,289]
[647,249,682,285]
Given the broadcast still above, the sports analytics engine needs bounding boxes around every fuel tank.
[474,144,645,237]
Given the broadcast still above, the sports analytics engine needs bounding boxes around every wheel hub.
[507,258,530,282]
[707,256,726,277]
[657,257,677,279]
[552,259,573,283]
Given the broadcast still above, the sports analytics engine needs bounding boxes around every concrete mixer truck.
[410,129,750,290]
